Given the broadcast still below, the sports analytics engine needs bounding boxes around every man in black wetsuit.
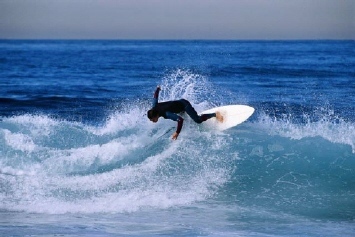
[147,86,223,140]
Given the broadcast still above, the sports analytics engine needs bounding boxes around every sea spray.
[256,109,355,153]
[0,73,236,214]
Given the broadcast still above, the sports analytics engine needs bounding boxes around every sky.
[0,0,354,40]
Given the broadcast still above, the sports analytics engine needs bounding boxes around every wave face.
[0,72,233,214]
[0,40,354,236]
[1,70,354,221]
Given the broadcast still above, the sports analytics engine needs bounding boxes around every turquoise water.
[0,40,354,236]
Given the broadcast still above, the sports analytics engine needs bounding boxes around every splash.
[256,110,355,153]
[159,69,227,110]
[0,70,235,214]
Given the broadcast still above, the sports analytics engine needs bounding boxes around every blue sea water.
[0,40,354,236]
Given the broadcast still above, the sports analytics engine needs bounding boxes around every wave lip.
[256,111,355,153]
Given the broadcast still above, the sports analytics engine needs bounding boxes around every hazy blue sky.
[1,0,354,40]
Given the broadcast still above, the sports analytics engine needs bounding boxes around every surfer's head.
[147,109,159,123]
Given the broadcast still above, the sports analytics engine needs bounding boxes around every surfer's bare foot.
[216,111,224,122]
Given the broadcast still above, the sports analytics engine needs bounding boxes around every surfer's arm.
[165,112,184,139]
[152,86,161,107]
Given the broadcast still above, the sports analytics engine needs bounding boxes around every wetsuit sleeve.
[152,87,161,108]
[165,112,184,134]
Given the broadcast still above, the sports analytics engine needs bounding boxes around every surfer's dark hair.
[147,108,159,119]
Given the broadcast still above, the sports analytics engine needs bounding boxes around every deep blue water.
[0,40,354,236]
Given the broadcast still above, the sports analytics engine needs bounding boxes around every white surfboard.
[200,105,255,131]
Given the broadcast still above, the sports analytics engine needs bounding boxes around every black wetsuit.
[151,87,215,134]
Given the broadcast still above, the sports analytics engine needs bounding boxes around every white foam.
[0,71,234,214]
[5,114,59,137]
[3,129,38,152]
[0,166,25,176]
[42,134,145,174]
[87,107,148,136]
[257,112,355,153]
[1,128,233,214]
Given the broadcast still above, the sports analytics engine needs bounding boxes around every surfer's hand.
[172,132,179,140]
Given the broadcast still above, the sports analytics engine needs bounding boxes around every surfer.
[147,86,223,140]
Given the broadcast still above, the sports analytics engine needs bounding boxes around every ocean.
[0,40,354,236]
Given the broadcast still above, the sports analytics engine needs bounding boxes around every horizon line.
[1,38,354,41]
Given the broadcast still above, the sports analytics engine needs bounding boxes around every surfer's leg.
[198,113,216,123]
[181,99,216,124]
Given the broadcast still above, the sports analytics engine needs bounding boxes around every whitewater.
[0,40,354,236]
